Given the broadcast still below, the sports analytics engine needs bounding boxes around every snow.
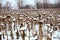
[0,22,60,40]
[52,30,60,40]
[0,32,2,35]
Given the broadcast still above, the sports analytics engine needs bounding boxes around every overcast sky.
[23,0,35,6]
[1,0,58,9]
[2,0,58,6]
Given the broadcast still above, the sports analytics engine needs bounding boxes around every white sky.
[2,0,58,5]
[1,0,59,9]
[2,0,18,9]
[23,0,35,6]
[47,0,58,4]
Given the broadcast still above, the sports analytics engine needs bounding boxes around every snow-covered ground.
[0,22,60,40]
[52,30,60,40]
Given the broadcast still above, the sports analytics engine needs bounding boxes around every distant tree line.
[0,1,60,9]
[0,3,2,9]
[36,2,60,9]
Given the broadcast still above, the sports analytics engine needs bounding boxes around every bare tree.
[17,0,23,9]
[25,5,30,9]
[0,3,2,9]
[36,2,42,9]
[2,1,11,10]
[17,1,20,9]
